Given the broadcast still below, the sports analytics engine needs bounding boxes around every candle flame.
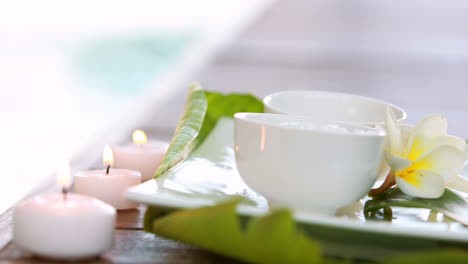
[133,129,147,145]
[57,160,72,188]
[103,145,114,167]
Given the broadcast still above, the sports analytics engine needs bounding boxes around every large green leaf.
[364,188,468,225]
[153,86,263,178]
[151,198,322,264]
[148,198,468,264]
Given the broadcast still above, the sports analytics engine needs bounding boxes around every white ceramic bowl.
[263,90,406,126]
[234,113,386,215]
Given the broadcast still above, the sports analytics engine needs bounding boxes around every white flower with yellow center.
[370,107,467,198]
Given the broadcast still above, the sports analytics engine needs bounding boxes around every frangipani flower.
[370,107,467,198]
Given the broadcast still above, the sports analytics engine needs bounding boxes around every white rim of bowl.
[263,90,407,125]
[234,113,387,138]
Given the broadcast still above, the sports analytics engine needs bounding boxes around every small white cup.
[263,90,406,126]
[234,113,386,215]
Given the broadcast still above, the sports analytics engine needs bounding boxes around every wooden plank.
[116,206,146,230]
[215,39,468,74]
[0,230,241,264]
[104,231,241,264]
[240,0,468,43]
[215,0,468,72]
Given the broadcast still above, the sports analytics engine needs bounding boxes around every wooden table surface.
[3,0,468,263]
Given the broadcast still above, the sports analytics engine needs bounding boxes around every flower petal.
[446,174,468,193]
[400,124,415,158]
[396,169,445,198]
[436,135,467,153]
[411,145,466,182]
[408,135,466,161]
[385,151,412,174]
[414,114,447,137]
[385,106,403,155]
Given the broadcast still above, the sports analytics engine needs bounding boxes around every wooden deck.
[2,0,468,262]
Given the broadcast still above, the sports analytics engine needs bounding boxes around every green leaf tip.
[153,83,208,178]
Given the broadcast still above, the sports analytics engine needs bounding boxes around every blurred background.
[1,0,468,213]
[0,0,269,213]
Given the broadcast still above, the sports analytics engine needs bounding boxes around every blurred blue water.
[69,33,194,96]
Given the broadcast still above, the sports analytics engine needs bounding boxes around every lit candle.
[73,146,141,210]
[113,130,168,182]
[13,161,116,260]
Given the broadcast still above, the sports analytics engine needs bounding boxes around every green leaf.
[154,83,207,178]
[146,200,468,264]
[364,188,468,225]
[197,92,264,144]
[151,198,322,264]
[153,86,263,178]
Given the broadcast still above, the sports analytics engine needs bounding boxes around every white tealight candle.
[113,130,168,182]
[74,146,141,210]
[14,162,116,260]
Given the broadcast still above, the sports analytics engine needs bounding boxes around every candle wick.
[62,187,68,201]
[106,164,111,175]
